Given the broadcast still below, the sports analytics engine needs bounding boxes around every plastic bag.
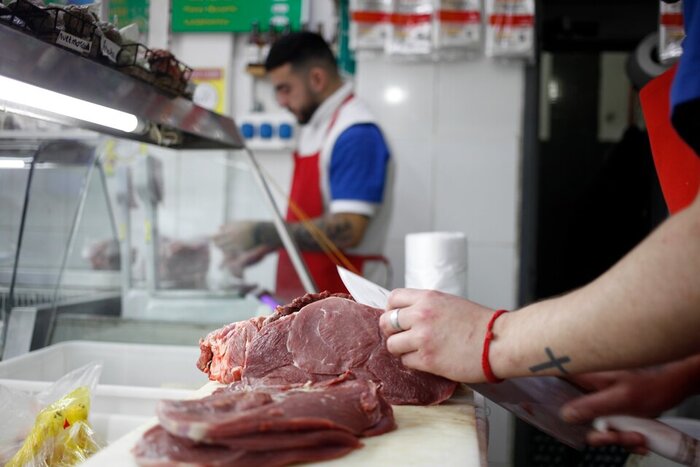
[387,0,434,56]
[434,0,482,58]
[484,0,535,59]
[0,363,102,466]
[349,0,392,52]
[659,0,684,64]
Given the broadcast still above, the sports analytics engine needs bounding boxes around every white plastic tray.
[0,341,208,441]
[0,341,206,389]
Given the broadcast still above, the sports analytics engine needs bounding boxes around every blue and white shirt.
[296,82,393,256]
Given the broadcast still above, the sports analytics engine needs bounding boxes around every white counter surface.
[83,382,487,467]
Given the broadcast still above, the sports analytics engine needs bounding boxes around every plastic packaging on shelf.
[387,0,434,56]
[0,363,102,467]
[659,0,684,64]
[148,48,193,96]
[484,0,535,59]
[349,0,392,52]
[0,1,194,97]
[434,0,482,57]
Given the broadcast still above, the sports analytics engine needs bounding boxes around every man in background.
[214,32,392,301]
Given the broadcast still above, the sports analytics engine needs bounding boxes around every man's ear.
[308,66,327,93]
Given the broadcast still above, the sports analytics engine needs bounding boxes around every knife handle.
[594,415,700,466]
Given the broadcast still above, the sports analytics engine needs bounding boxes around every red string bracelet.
[481,309,508,384]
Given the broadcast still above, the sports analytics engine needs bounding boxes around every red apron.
[640,65,700,214]
[275,94,384,300]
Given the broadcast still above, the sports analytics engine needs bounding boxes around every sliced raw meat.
[157,377,394,441]
[132,425,358,467]
[287,297,380,374]
[214,429,360,451]
[242,365,332,387]
[133,426,244,466]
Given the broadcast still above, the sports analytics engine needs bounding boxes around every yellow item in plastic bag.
[7,386,99,467]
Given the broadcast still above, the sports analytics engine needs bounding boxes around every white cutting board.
[83,383,485,467]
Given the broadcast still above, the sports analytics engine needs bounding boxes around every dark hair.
[264,31,337,74]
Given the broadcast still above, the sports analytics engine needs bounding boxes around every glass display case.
[0,132,121,356]
[0,22,314,359]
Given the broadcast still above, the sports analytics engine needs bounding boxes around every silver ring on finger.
[390,308,404,331]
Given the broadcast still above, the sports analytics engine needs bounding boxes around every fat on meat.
[197,317,264,384]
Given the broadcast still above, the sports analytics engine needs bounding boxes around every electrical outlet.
[238,113,297,151]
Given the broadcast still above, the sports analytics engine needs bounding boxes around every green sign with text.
[171,0,303,33]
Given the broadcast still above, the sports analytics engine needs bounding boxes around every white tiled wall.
[356,56,524,467]
[355,57,523,311]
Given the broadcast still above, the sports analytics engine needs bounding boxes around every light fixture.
[0,75,142,133]
[0,158,26,169]
[384,86,406,105]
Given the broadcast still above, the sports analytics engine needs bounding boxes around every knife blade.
[337,265,391,309]
[336,266,700,458]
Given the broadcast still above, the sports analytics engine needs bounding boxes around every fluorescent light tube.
[0,75,141,133]
[0,159,26,169]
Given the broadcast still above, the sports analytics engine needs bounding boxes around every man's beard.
[295,99,320,125]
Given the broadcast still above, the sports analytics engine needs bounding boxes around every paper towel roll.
[405,232,467,296]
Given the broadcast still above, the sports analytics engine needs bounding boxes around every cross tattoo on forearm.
[529,347,571,375]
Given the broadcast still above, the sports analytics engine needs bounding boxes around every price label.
[101,37,121,63]
[56,31,92,55]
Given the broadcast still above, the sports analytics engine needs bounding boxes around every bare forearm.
[492,192,700,379]
[254,213,369,251]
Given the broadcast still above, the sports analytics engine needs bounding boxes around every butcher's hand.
[560,354,700,454]
[221,245,274,278]
[378,288,496,383]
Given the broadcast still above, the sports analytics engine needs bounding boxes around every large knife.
[338,266,700,461]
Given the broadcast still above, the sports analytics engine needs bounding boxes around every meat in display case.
[0,22,315,358]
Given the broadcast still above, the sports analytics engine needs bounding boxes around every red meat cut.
[157,375,394,441]
[133,375,395,467]
[198,294,458,405]
[287,297,379,374]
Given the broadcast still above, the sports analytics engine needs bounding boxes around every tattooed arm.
[489,187,700,379]
[254,212,370,251]
[214,213,368,260]
[213,213,369,276]
[377,189,700,383]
